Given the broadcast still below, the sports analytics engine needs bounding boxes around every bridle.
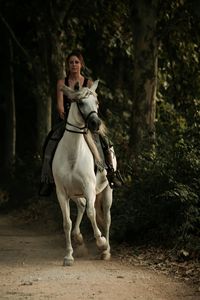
[65,98,98,134]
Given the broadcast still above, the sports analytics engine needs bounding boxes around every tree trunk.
[35,61,52,155]
[130,0,158,155]
[36,82,52,155]
[35,4,69,154]
[49,29,66,126]
[35,33,66,155]
[5,38,16,174]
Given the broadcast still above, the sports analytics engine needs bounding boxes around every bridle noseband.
[66,98,98,134]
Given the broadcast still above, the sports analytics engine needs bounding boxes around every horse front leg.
[86,191,107,251]
[57,193,74,266]
[72,197,86,245]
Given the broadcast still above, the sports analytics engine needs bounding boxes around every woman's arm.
[56,79,65,119]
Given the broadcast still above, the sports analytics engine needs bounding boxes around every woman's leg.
[99,135,123,188]
[39,121,65,196]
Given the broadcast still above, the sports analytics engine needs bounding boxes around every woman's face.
[68,55,82,74]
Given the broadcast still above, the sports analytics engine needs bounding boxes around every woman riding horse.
[39,50,122,196]
[53,80,114,265]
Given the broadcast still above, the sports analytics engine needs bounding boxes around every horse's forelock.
[62,85,97,103]
[72,88,97,103]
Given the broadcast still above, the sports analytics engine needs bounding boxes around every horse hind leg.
[72,197,86,245]
[86,193,108,251]
[99,186,113,260]
[101,211,111,260]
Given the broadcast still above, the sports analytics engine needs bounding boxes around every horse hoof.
[63,257,74,266]
[72,233,84,245]
[96,236,108,250]
[101,252,111,261]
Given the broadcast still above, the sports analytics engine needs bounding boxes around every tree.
[31,0,73,153]
[4,37,16,174]
[0,11,17,175]
[129,0,158,155]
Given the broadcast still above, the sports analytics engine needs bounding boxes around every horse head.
[61,80,101,133]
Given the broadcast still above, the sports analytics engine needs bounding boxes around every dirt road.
[0,214,199,300]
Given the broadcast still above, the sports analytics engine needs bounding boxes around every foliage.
[157,0,200,115]
[0,154,41,210]
[112,93,200,251]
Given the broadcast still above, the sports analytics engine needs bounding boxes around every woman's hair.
[66,50,85,70]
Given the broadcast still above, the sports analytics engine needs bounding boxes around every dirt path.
[0,214,199,300]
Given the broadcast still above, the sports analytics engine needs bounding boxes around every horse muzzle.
[87,113,101,132]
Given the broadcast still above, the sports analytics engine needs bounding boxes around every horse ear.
[60,84,73,93]
[60,85,75,100]
[90,80,99,92]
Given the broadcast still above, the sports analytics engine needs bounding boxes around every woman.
[57,50,93,120]
[39,50,122,196]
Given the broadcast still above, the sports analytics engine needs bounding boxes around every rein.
[65,121,88,134]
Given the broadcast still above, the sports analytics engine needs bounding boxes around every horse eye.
[78,100,84,106]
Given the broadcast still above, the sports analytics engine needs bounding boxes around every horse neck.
[63,107,86,154]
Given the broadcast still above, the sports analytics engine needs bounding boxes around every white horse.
[52,80,115,266]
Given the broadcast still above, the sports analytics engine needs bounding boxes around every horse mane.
[99,119,108,136]
[84,120,108,171]
[84,131,101,163]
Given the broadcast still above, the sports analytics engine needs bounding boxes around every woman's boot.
[105,148,123,189]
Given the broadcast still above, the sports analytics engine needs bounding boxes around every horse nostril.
[88,117,101,132]
[91,120,97,129]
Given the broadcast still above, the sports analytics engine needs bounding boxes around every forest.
[0,0,200,257]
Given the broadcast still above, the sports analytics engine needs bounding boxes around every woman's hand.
[57,107,66,120]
